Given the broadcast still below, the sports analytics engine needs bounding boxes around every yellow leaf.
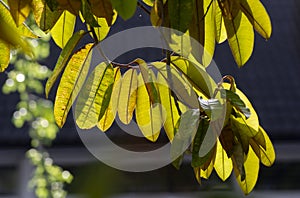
[32,0,63,31]
[223,83,259,132]
[0,40,10,72]
[238,0,272,39]
[117,69,137,124]
[8,0,31,26]
[157,71,180,142]
[97,67,121,131]
[214,139,233,181]
[236,146,259,195]
[250,126,275,167]
[136,73,163,142]
[213,0,227,43]
[189,0,216,66]
[54,43,93,128]
[201,149,216,179]
[224,11,254,67]
[51,10,76,48]
[75,62,114,129]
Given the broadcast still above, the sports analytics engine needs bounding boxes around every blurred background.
[0,0,299,197]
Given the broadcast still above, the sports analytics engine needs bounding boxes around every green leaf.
[192,118,211,168]
[232,142,245,181]
[224,11,254,67]
[54,43,93,128]
[111,0,137,20]
[80,0,100,27]
[75,62,114,129]
[51,10,76,48]
[214,139,233,181]
[238,0,272,39]
[236,146,259,195]
[45,30,87,98]
[171,109,200,161]
[32,0,63,31]
[170,56,216,98]
[0,40,10,72]
[168,0,194,34]
[97,68,121,131]
[45,0,59,11]
[189,0,215,66]
[0,3,33,57]
[117,69,137,124]
[157,71,181,141]
[90,0,115,25]
[221,89,251,118]
[214,0,227,43]
[8,0,31,26]
[250,126,275,167]
[136,72,163,142]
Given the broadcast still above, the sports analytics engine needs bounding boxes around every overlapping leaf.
[214,139,233,181]
[54,43,93,128]
[90,0,114,25]
[46,30,87,98]
[51,10,76,48]
[75,62,114,129]
[111,0,137,20]
[0,41,10,72]
[8,0,31,26]
[117,69,137,124]
[97,68,121,131]
[213,0,227,43]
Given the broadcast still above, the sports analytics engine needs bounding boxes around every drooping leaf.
[200,148,216,179]
[189,0,215,66]
[0,3,33,57]
[111,0,137,20]
[168,0,194,34]
[221,89,251,118]
[97,68,121,131]
[0,41,10,72]
[171,56,216,98]
[250,126,275,167]
[157,71,181,141]
[238,0,272,39]
[224,11,254,67]
[80,0,100,27]
[219,125,235,157]
[214,139,233,181]
[75,62,114,129]
[136,72,163,142]
[231,113,258,138]
[45,30,87,98]
[51,10,76,48]
[192,118,210,167]
[57,0,81,15]
[54,43,93,128]
[90,0,114,25]
[232,142,245,181]
[171,109,200,161]
[213,0,227,43]
[117,69,137,124]
[45,0,59,11]
[217,0,240,20]
[8,0,31,26]
[223,83,259,131]
[32,0,63,31]
[150,0,163,27]
[236,146,259,195]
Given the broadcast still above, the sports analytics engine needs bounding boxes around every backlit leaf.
[8,0,31,26]
[232,142,245,181]
[189,0,215,66]
[117,69,137,124]
[57,0,81,15]
[111,0,137,20]
[214,0,227,43]
[54,43,93,128]
[250,126,275,167]
[0,41,10,72]
[45,30,87,98]
[224,11,254,67]
[171,109,200,161]
[238,0,272,39]
[214,139,233,181]
[150,0,163,27]
[51,10,76,48]
[168,0,194,34]
[75,62,114,129]
[90,0,114,25]
[236,146,259,195]
[97,68,121,131]
[32,0,63,31]
[136,72,163,142]
[80,0,100,27]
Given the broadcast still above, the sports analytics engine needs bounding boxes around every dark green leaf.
[111,0,137,20]
[80,0,100,27]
